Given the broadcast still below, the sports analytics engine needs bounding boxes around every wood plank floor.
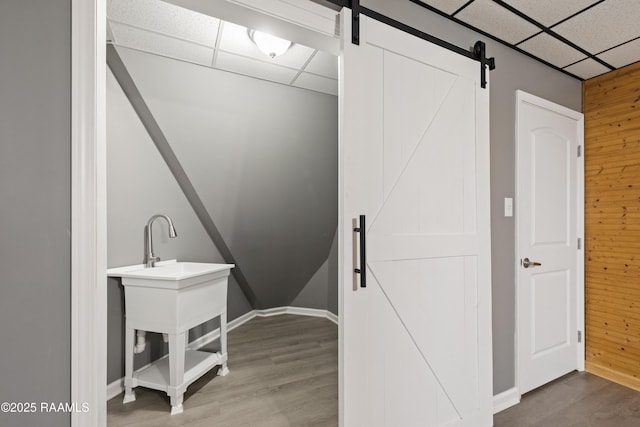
[109,316,640,426]
[495,371,640,427]
[107,315,338,427]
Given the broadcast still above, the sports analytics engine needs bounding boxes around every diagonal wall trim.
[106,44,261,309]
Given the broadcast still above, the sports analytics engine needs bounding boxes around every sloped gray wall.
[117,47,339,309]
[362,0,582,394]
[106,47,338,383]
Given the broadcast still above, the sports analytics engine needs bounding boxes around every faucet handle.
[146,255,160,268]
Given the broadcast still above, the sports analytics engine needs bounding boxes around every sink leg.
[123,325,136,403]
[168,332,186,414]
[218,311,229,376]
[218,364,230,377]
[122,390,136,404]
[170,396,184,415]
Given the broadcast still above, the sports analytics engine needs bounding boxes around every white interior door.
[516,90,584,394]
[340,10,492,426]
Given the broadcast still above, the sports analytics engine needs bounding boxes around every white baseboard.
[106,378,124,401]
[106,307,338,400]
[186,310,257,351]
[256,306,338,325]
[326,311,339,325]
[493,387,520,414]
[254,307,288,317]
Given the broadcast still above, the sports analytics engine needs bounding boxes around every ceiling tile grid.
[215,51,299,85]
[500,0,601,27]
[293,72,339,96]
[109,0,640,84]
[597,37,640,68]
[414,0,640,80]
[518,32,586,68]
[456,0,541,44]
[564,58,612,79]
[108,0,220,46]
[418,0,471,15]
[109,21,214,66]
[106,0,338,96]
[552,0,640,55]
[304,50,339,79]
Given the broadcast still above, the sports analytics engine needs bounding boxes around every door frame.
[514,89,585,398]
[71,1,339,426]
[71,0,107,425]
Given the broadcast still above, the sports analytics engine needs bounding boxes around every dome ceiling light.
[248,29,292,59]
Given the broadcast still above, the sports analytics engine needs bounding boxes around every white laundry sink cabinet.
[107,260,234,415]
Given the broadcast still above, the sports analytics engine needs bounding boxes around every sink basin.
[107,259,234,331]
[108,260,234,290]
[122,262,231,279]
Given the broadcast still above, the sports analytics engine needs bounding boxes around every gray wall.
[0,1,71,426]
[363,0,582,394]
[292,230,338,314]
[107,47,338,382]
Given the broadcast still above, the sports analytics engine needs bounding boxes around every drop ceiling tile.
[218,22,315,70]
[110,22,214,66]
[597,38,640,68]
[518,33,586,68]
[417,0,471,15]
[501,0,600,26]
[304,50,338,79]
[563,58,611,80]
[107,0,220,46]
[553,0,640,54]
[456,0,540,44]
[215,51,298,85]
[292,72,338,96]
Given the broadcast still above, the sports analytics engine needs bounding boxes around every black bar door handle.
[354,215,366,287]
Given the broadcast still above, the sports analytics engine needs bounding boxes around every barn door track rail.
[339,0,496,88]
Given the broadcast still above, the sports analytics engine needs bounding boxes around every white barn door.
[340,10,493,427]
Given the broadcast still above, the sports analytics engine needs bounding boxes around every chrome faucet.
[145,214,177,267]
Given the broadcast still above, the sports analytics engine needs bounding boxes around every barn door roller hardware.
[346,0,496,89]
[473,41,496,89]
[351,0,360,45]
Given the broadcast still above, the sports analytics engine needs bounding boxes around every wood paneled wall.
[584,61,640,390]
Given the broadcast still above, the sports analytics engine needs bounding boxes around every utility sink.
[108,259,234,333]
[111,261,235,289]
[107,260,234,415]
